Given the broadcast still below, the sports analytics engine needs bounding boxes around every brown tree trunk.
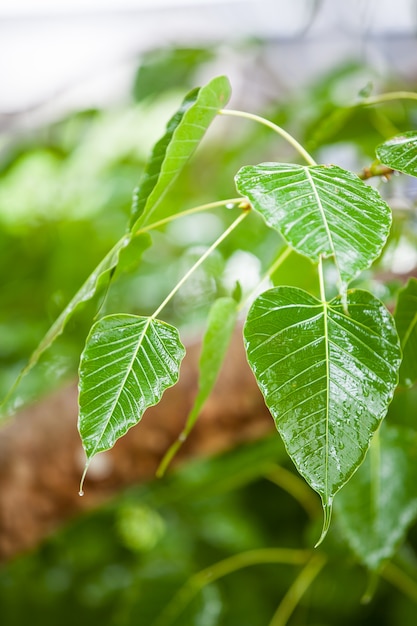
[0,330,273,563]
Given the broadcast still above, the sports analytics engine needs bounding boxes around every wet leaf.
[78,314,185,461]
[235,163,391,286]
[130,75,231,230]
[244,287,401,521]
[335,424,417,571]
[394,277,417,387]
[376,131,417,177]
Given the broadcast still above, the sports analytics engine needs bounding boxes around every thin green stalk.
[157,245,292,477]
[238,246,292,313]
[382,562,417,604]
[134,197,245,236]
[151,209,249,320]
[268,554,326,626]
[219,109,317,166]
[152,548,313,626]
[265,464,321,520]
[361,91,417,107]
[318,256,326,303]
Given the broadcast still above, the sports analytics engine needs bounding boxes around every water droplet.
[78,490,84,497]
[225,203,235,210]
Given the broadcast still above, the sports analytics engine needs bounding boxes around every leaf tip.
[315,500,333,548]
[78,460,90,497]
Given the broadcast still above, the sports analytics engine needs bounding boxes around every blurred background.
[1,1,417,624]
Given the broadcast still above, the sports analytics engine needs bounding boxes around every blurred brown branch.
[0,329,272,563]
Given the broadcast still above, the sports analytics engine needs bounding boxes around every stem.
[382,562,417,604]
[361,91,417,107]
[157,245,292,477]
[134,197,245,235]
[237,246,292,313]
[318,256,326,303]
[219,109,317,166]
[265,464,321,519]
[268,554,326,626]
[151,209,249,320]
[152,548,313,626]
[359,164,394,180]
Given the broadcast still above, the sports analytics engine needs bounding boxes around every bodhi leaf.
[244,286,401,540]
[78,314,185,467]
[130,75,231,230]
[335,423,417,571]
[235,163,391,287]
[394,277,417,387]
[376,131,417,177]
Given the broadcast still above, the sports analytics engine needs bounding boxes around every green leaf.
[394,277,417,387]
[78,314,185,461]
[243,287,401,518]
[157,297,238,476]
[235,163,391,286]
[130,75,231,230]
[376,131,417,177]
[188,297,238,427]
[335,424,417,571]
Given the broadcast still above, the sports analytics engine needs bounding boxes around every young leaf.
[157,297,238,475]
[243,287,401,521]
[376,131,417,177]
[130,75,232,230]
[335,424,417,571]
[189,297,238,422]
[78,314,185,462]
[235,163,391,286]
[394,277,417,387]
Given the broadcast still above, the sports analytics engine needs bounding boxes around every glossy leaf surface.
[235,163,391,285]
[395,277,417,387]
[376,131,417,177]
[244,287,401,509]
[78,314,185,460]
[335,424,417,571]
[130,75,231,230]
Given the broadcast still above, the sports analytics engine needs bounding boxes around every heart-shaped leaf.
[335,424,417,571]
[244,287,401,532]
[376,131,417,177]
[130,75,231,230]
[235,163,391,286]
[78,314,185,462]
[394,277,417,387]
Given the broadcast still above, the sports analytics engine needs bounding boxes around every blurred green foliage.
[1,47,417,625]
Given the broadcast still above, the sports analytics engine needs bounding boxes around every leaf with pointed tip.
[130,75,231,230]
[394,277,417,387]
[235,163,391,286]
[376,131,417,177]
[78,314,185,461]
[244,286,401,521]
[335,424,417,571]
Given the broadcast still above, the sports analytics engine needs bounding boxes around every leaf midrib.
[88,318,151,460]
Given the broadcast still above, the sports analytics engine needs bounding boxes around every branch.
[0,329,273,563]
